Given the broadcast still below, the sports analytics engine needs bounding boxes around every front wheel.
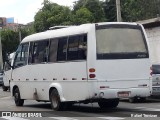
[98,99,119,108]
[14,88,24,106]
[50,89,65,111]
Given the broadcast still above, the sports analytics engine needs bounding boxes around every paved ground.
[0,87,160,120]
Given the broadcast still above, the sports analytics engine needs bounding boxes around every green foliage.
[34,0,72,32]
[73,0,106,22]
[103,0,117,22]
[121,0,159,21]
[0,26,34,61]
[72,7,94,25]
[1,29,19,61]
[103,0,160,22]
[34,0,107,32]
[33,0,160,31]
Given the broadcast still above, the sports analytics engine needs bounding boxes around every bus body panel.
[96,59,150,83]
[88,58,151,99]
[11,62,90,101]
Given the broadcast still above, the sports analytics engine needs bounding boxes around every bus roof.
[21,22,139,44]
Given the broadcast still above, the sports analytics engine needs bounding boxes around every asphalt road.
[0,87,160,120]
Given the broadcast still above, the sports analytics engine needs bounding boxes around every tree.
[1,29,19,61]
[34,0,160,32]
[72,7,94,25]
[103,0,117,22]
[34,0,72,32]
[121,0,159,22]
[73,0,106,22]
[103,0,160,22]
[0,26,33,62]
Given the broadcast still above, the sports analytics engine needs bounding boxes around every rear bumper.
[97,87,151,99]
[151,86,160,96]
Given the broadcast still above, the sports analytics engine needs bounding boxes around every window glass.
[67,34,87,60]
[49,39,58,62]
[57,37,68,61]
[4,62,11,71]
[96,25,148,59]
[31,40,49,63]
[97,28,146,53]
[67,36,79,60]
[78,34,87,60]
[14,43,29,68]
[55,34,87,62]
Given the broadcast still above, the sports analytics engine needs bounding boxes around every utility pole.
[116,0,122,22]
[19,25,22,42]
[17,19,21,42]
[0,27,3,71]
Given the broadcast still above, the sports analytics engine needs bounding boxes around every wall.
[145,26,160,64]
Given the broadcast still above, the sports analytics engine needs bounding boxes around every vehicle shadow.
[120,98,160,103]
[23,102,160,117]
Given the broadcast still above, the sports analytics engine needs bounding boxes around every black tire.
[129,97,138,103]
[139,97,146,102]
[98,99,119,108]
[14,88,24,106]
[2,85,8,91]
[50,89,64,111]
[65,102,74,109]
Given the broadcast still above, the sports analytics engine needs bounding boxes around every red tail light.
[89,68,96,78]
[89,68,95,72]
[89,74,96,78]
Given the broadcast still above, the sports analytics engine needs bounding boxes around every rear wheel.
[98,99,119,108]
[50,89,65,111]
[129,97,137,103]
[14,88,24,106]
[129,97,146,103]
[139,97,146,102]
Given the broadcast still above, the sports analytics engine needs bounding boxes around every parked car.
[151,64,160,97]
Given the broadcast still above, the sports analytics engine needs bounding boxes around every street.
[0,87,160,120]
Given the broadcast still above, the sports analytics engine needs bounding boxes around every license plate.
[118,91,130,97]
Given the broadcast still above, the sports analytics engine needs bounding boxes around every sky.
[0,0,78,24]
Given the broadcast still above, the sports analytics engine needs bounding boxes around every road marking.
[66,111,125,120]
[2,117,29,120]
[136,107,160,111]
[49,117,78,120]
[98,117,125,120]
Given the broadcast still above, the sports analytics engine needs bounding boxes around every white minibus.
[10,22,151,110]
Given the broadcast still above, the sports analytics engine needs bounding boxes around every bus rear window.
[96,24,149,59]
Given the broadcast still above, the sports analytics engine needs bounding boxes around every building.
[138,17,160,64]
[0,17,22,31]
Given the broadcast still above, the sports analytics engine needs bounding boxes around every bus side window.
[28,42,33,64]
[57,37,68,61]
[67,36,79,60]
[30,40,49,64]
[14,43,29,68]
[78,34,87,60]
[67,34,87,61]
[49,39,58,62]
